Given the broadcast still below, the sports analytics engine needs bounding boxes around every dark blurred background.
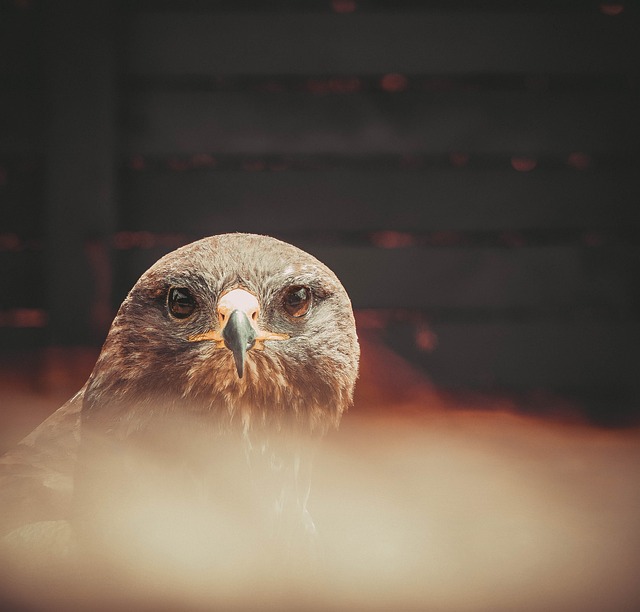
[1,0,639,429]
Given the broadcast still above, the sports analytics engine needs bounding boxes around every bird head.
[83,234,360,436]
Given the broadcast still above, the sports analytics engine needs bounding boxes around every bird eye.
[283,285,312,318]
[168,287,197,319]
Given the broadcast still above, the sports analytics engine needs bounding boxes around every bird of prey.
[0,233,359,601]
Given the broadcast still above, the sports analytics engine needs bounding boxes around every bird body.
[0,234,359,604]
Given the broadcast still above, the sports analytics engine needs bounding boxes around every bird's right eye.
[168,287,197,319]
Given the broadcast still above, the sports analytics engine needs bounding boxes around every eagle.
[0,233,359,604]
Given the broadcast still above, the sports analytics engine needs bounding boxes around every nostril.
[251,309,258,321]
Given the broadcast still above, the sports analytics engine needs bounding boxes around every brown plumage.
[0,233,359,598]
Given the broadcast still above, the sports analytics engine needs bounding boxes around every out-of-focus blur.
[1,332,638,611]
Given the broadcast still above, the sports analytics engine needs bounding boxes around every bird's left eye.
[168,287,197,319]
[283,285,312,318]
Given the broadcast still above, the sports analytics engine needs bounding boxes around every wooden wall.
[1,0,639,423]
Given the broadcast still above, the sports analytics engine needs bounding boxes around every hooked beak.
[188,288,289,378]
[221,309,256,378]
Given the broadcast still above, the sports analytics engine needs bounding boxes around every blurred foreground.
[0,331,639,611]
